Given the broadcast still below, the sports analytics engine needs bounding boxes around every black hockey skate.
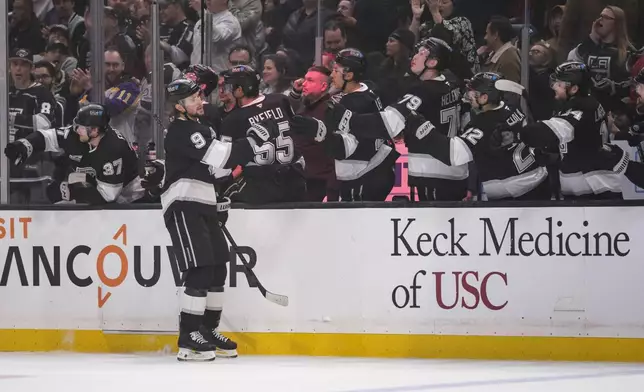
[177,330,217,362]
[203,327,238,358]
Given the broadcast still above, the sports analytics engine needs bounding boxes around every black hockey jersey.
[398,75,468,183]
[520,95,625,197]
[328,84,397,182]
[20,126,143,203]
[161,117,257,216]
[381,102,548,200]
[9,82,58,142]
[219,94,304,174]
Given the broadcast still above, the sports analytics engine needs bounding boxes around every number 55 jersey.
[218,93,306,203]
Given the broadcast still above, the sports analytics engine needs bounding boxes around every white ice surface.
[1,353,644,392]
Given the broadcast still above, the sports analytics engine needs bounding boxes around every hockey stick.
[220,224,289,307]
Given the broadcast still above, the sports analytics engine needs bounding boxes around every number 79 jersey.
[398,76,468,182]
[219,94,300,168]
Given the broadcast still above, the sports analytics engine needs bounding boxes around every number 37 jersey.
[219,94,304,172]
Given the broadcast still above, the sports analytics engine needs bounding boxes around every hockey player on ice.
[161,78,282,361]
[4,104,146,204]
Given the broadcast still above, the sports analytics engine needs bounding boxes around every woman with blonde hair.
[568,6,636,111]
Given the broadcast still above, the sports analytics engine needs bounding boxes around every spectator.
[10,0,47,54]
[568,6,636,112]
[36,38,78,77]
[324,21,348,54]
[480,16,521,83]
[527,41,557,121]
[543,5,564,57]
[558,0,639,64]
[158,0,195,70]
[290,66,339,201]
[228,44,254,67]
[191,0,242,73]
[33,60,66,126]
[334,0,358,47]
[136,44,182,159]
[282,0,335,67]
[261,0,300,52]
[102,48,142,145]
[43,0,85,55]
[376,28,415,107]
[229,0,267,58]
[260,54,292,95]
[411,0,479,74]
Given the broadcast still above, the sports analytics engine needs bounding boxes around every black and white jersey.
[9,82,58,142]
[219,94,304,175]
[160,19,194,69]
[520,95,624,197]
[374,101,546,200]
[20,126,144,204]
[395,75,468,183]
[329,83,396,182]
[161,117,257,216]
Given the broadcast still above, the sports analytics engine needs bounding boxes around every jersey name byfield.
[248,108,284,126]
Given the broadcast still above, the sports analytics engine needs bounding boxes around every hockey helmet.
[223,65,261,97]
[166,78,201,104]
[467,72,504,103]
[549,61,591,94]
[414,37,452,71]
[335,48,367,80]
[74,104,110,129]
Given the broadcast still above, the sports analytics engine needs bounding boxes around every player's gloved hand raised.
[4,140,32,166]
[142,159,166,190]
[246,120,280,145]
[191,64,218,97]
[325,101,352,133]
[291,115,328,142]
[217,197,231,226]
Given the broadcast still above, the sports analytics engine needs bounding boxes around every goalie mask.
[73,104,110,143]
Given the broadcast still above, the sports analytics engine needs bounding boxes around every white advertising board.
[0,206,643,338]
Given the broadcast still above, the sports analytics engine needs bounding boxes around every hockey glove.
[142,159,166,190]
[325,101,353,133]
[191,64,218,97]
[4,139,33,166]
[291,115,328,142]
[247,120,280,145]
[217,197,231,226]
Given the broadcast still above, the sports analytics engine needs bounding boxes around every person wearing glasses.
[568,6,637,113]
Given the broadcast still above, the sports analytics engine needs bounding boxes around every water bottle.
[144,142,156,175]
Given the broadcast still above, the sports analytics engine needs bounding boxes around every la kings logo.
[587,55,611,79]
